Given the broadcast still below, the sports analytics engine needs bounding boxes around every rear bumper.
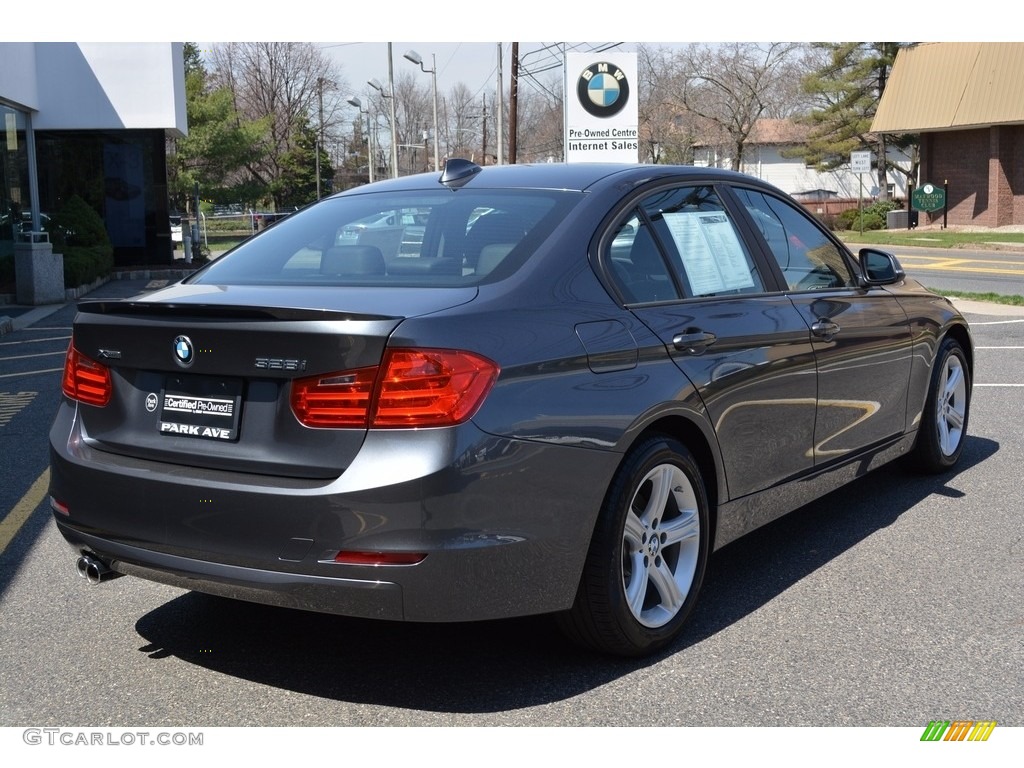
[50,401,620,622]
[56,525,406,619]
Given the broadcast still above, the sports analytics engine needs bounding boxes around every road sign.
[851,151,871,174]
[912,183,946,212]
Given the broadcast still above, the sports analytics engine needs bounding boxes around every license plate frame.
[158,374,243,442]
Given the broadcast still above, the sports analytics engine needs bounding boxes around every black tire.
[557,435,710,657]
[908,336,971,473]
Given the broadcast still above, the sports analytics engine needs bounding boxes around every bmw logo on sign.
[577,62,630,118]
[173,335,194,367]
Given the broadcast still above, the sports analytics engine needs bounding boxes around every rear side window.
[607,185,765,303]
[191,190,580,287]
[735,188,854,291]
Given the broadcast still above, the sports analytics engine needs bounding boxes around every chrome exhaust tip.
[75,554,121,585]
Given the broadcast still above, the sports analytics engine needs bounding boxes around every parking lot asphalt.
[0,276,1021,746]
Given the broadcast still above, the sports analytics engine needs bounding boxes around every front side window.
[735,188,854,291]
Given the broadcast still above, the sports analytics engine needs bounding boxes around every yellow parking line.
[894,255,1024,275]
[896,254,1024,266]
[0,468,50,556]
[902,258,971,268]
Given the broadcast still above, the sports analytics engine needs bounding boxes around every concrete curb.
[949,297,1024,317]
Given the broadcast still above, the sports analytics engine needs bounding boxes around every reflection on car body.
[51,160,972,656]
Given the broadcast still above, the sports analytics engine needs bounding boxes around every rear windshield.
[189,189,581,287]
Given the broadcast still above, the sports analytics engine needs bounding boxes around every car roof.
[333,162,773,197]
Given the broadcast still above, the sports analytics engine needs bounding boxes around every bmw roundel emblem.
[577,62,630,118]
[173,335,194,367]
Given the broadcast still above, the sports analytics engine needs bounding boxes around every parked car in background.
[1,210,50,235]
[51,160,972,656]
[337,208,426,255]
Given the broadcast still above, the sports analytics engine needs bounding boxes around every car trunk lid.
[67,284,476,479]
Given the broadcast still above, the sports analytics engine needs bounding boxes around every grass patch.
[926,288,1024,306]
[206,235,247,252]
[837,230,1024,249]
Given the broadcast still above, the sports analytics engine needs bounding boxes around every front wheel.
[558,435,709,657]
[909,336,971,473]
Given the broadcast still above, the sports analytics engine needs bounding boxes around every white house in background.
[692,119,912,201]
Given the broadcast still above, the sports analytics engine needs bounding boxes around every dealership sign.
[565,52,639,163]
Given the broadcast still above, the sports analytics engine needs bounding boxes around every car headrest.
[320,245,386,276]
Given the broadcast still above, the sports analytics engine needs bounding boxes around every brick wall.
[920,126,1024,226]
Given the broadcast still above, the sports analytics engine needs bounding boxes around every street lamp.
[404,49,440,172]
[347,96,375,184]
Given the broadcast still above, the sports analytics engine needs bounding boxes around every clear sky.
[14,0,1007,118]
[17,0,1002,55]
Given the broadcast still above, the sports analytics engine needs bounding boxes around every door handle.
[673,329,717,354]
[811,319,841,341]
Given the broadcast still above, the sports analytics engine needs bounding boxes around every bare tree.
[388,71,432,174]
[209,42,348,205]
[667,42,807,171]
[442,82,486,162]
[508,69,563,163]
[636,43,701,164]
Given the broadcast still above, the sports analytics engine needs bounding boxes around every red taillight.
[290,366,377,428]
[290,348,498,429]
[61,345,112,407]
[372,349,498,427]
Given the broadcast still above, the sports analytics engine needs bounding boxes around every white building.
[1,43,186,265]
[692,119,912,201]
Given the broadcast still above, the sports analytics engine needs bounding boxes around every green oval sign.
[913,183,946,212]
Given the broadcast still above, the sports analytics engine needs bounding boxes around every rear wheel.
[558,435,709,656]
[909,336,970,473]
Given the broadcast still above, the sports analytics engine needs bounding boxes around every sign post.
[850,151,871,234]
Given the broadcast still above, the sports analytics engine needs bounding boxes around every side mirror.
[858,248,906,287]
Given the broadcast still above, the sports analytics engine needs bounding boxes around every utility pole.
[316,77,324,198]
[481,93,488,165]
[509,42,519,164]
[496,43,504,165]
[387,44,398,178]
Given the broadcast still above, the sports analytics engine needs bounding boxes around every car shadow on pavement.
[133,435,998,714]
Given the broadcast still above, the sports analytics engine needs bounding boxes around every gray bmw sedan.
[50,161,972,656]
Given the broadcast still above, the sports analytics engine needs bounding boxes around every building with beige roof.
[872,42,1024,226]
